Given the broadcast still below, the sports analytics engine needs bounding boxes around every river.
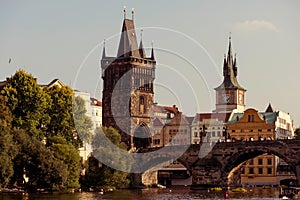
[0,187,282,200]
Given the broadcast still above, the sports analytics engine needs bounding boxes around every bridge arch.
[221,142,297,186]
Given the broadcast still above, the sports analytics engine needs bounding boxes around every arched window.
[139,96,145,113]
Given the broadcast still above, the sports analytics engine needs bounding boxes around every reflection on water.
[0,187,281,200]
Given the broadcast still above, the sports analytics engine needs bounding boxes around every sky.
[1,1,300,126]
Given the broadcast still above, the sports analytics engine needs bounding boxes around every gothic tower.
[101,9,156,149]
[215,36,246,113]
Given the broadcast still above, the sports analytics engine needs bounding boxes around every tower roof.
[117,19,140,58]
[215,35,245,90]
[139,38,146,58]
[265,103,275,112]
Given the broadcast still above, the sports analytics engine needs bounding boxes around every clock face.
[223,94,231,103]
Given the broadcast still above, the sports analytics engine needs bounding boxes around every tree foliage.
[47,136,81,189]
[73,96,93,145]
[45,85,76,143]
[82,127,130,189]
[0,70,98,191]
[1,70,50,138]
[0,95,16,188]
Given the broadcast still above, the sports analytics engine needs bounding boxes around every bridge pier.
[190,158,224,189]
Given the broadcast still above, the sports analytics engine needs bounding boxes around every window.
[212,131,215,137]
[250,129,253,132]
[139,96,145,113]
[194,132,198,137]
[249,168,254,174]
[267,158,272,165]
[258,129,262,132]
[249,159,254,165]
[154,139,160,145]
[232,130,236,133]
[267,168,272,174]
[258,168,263,174]
[258,159,263,165]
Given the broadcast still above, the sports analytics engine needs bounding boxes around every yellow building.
[227,108,277,185]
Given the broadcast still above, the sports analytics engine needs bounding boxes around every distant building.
[90,97,102,130]
[74,90,103,162]
[191,113,231,144]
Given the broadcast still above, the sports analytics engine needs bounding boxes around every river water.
[0,187,282,200]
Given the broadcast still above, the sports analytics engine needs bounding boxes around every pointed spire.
[223,54,227,77]
[215,33,245,91]
[117,11,140,58]
[139,30,146,58]
[265,103,275,112]
[102,39,106,59]
[227,33,234,67]
[233,53,237,77]
[151,41,155,60]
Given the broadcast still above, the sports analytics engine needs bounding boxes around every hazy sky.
[1,1,299,126]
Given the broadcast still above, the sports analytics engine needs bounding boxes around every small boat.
[232,187,247,192]
[210,187,222,191]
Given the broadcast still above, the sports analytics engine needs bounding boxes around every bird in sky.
[8,58,11,64]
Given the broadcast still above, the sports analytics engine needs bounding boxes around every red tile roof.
[90,98,102,106]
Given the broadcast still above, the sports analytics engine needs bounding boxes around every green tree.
[0,95,17,188]
[80,155,103,190]
[47,136,81,189]
[1,70,50,138]
[11,129,66,191]
[73,96,93,146]
[45,85,75,142]
[87,127,130,189]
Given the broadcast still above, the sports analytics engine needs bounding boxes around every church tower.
[215,36,246,113]
[101,8,156,149]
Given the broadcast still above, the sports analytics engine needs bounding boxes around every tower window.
[139,96,145,114]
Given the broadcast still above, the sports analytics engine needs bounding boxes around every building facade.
[227,106,295,185]
[191,113,231,144]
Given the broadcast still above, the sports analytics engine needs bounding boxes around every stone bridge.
[138,139,300,188]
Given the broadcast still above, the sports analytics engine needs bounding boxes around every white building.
[74,90,102,162]
[190,113,231,144]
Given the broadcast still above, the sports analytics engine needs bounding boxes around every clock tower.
[214,36,246,113]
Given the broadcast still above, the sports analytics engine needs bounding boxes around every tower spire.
[151,40,155,60]
[102,39,106,59]
[227,32,233,66]
[139,29,146,58]
[233,53,237,77]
